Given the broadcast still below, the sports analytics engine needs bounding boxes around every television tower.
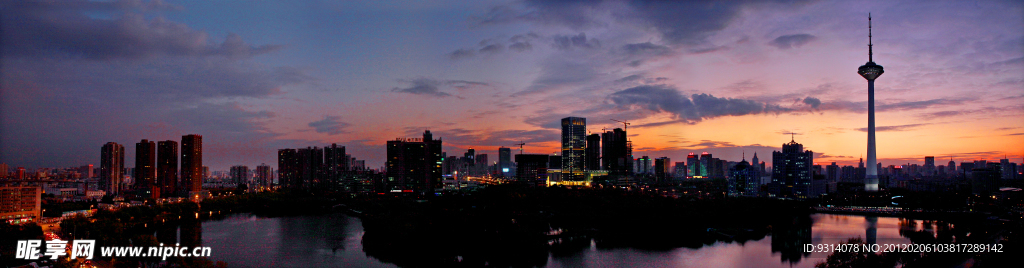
[858,14,884,192]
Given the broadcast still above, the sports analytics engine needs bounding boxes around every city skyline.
[1,0,1022,171]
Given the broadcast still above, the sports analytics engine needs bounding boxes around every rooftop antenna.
[783,132,800,142]
[868,13,873,62]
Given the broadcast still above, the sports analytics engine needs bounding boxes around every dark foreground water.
[201,213,934,268]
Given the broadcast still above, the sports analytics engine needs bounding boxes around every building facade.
[100,142,125,195]
[157,140,178,198]
[385,130,443,194]
[561,117,587,181]
[769,139,817,199]
[181,134,203,194]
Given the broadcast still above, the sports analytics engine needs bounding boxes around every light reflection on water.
[201,213,935,268]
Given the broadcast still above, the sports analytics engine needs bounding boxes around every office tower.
[856,158,866,181]
[673,162,686,179]
[826,162,840,182]
[386,130,443,194]
[135,139,157,196]
[699,152,713,177]
[324,143,347,190]
[729,159,757,196]
[948,157,956,174]
[751,152,761,179]
[516,154,549,187]
[278,149,300,188]
[157,140,178,198]
[498,147,512,176]
[181,134,203,193]
[230,166,250,185]
[635,156,652,174]
[561,117,587,181]
[654,157,671,182]
[585,134,601,171]
[924,156,935,176]
[77,165,94,179]
[1000,158,1014,180]
[476,154,489,175]
[100,142,125,195]
[16,167,25,180]
[298,146,324,189]
[602,128,631,175]
[464,148,476,165]
[255,164,271,190]
[769,138,817,199]
[858,14,884,192]
[686,153,699,178]
[971,168,999,196]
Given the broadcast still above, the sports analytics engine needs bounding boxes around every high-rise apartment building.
[181,134,203,193]
[386,130,443,194]
[100,142,125,195]
[601,128,631,175]
[157,140,178,198]
[135,139,157,197]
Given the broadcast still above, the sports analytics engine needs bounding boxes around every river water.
[200,213,936,267]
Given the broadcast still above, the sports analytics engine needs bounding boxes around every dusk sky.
[1,0,1022,172]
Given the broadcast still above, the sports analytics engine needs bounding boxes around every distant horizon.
[2,0,1021,172]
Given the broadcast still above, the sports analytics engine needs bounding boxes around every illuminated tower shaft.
[858,14,883,192]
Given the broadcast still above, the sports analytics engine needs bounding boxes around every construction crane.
[611,119,630,132]
[514,141,526,155]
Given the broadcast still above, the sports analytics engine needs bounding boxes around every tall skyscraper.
[769,138,817,199]
[100,142,125,195]
[654,157,671,182]
[385,130,443,194]
[602,128,631,175]
[181,134,203,193]
[699,152,713,177]
[858,14,884,192]
[135,139,157,197]
[561,117,587,181]
[585,134,601,171]
[729,159,757,196]
[924,156,935,176]
[636,156,652,174]
[157,140,178,198]
[686,153,699,178]
[498,147,512,176]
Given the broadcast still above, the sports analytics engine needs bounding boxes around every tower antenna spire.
[868,13,873,62]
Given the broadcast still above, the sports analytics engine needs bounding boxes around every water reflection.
[199,213,964,268]
[866,216,877,245]
[770,215,812,264]
[203,213,394,268]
